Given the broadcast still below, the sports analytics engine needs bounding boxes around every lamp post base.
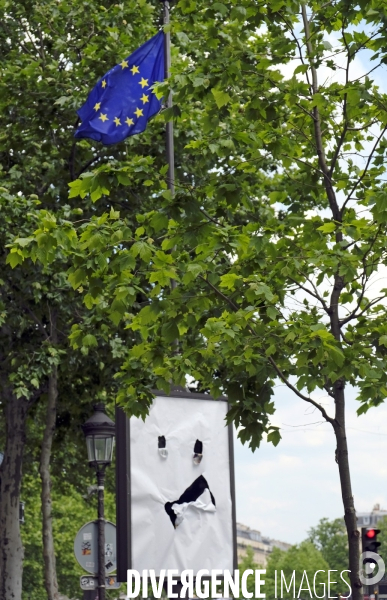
[97,469,106,600]
[83,591,98,600]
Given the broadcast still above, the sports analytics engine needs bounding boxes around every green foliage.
[21,472,120,600]
[0,193,62,398]
[19,399,120,599]
[376,516,387,564]
[308,517,349,597]
[238,546,264,597]
[9,0,387,456]
[0,1,175,595]
[308,517,348,572]
[4,0,387,591]
[265,542,330,600]
[239,541,333,600]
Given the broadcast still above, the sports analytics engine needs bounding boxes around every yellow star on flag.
[102,79,107,88]
[120,60,128,69]
[134,107,144,118]
[138,77,148,89]
[93,102,101,111]
[114,117,121,126]
[130,65,140,75]
[140,94,149,104]
[99,113,108,122]
[125,117,134,126]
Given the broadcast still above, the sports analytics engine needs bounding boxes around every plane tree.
[0,0,230,598]
[0,0,168,598]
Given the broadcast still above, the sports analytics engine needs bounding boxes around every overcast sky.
[233,384,387,545]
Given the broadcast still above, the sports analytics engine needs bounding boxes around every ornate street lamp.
[82,403,115,600]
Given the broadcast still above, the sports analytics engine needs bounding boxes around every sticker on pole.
[80,575,120,590]
[74,521,117,574]
[105,575,120,589]
[80,575,97,590]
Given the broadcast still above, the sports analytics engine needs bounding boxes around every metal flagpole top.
[161,0,177,325]
[161,0,175,198]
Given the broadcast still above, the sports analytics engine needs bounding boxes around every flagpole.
[163,0,175,198]
[162,1,179,360]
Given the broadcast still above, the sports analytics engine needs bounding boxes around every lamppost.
[82,403,115,600]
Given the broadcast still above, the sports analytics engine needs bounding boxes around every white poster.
[130,395,234,575]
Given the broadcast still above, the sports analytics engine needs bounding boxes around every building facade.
[236,522,291,567]
[357,504,387,528]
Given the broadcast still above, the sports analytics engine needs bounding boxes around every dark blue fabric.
[74,31,164,145]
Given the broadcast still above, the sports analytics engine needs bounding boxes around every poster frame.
[115,389,238,582]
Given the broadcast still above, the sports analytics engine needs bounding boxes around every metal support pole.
[163,0,175,198]
[162,0,179,356]
[97,469,106,600]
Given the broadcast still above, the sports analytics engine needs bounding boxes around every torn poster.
[165,474,216,527]
[127,393,236,575]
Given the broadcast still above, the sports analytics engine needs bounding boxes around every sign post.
[80,575,120,591]
[74,521,119,594]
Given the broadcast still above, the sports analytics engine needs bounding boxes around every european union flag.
[74,31,165,145]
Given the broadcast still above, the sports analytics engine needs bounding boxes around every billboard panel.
[116,390,237,581]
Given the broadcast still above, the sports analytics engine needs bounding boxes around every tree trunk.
[0,393,28,600]
[39,312,59,600]
[301,4,362,595]
[333,380,362,600]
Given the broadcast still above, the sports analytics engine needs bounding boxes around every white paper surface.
[130,396,234,574]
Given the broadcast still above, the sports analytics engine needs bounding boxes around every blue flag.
[74,31,165,145]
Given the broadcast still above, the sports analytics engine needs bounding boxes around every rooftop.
[236,522,291,550]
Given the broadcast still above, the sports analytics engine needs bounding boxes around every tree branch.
[268,356,335,425]
[288,275,330,314]
[340,295,385,326]
[27,382,49,409]
[279,12,313,95]
[76,154,102,178]
[329,23,350,177]
[295,102,316,121]
[68,139,77,181]
[340,331,353,346]
[199,276,239,312]
[199,275,336,420]
[342,124,387,212]
[11,288,49,340]
[24,306,49,340]
[301,5,340,222]
[37,26,46,69]
[351,63,383,84]
[338,225,381,326]
[280,153,329,180]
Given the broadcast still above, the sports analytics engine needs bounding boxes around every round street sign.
[74,520,117,574]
